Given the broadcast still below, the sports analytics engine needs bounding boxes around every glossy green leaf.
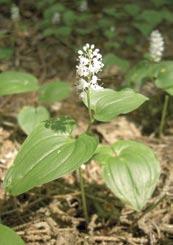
[103,53,129,72]
[38,80,71,103]
[43,3,65,19]
[151,0,169,7]
[0,224,25,245]
[166,87,173,95]
[133,22,154,37]
[126,60,155,89]
[4,121,98,195]
[137,10,163,26]
[63,10,77,26]
[124,4,140,17]
[95,140,160,211]
[18,106,50,135]
[0,47,13,60]
[0,71,39,96]
[83,88,148,122]
[44,116,76,135]
[55,26,72,38]
[154,61,173,95]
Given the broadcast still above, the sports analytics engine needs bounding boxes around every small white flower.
[76,43,104,97]
[11,4,20,22]
[90,83,104,91]
[79,1,88,12]
[110,26,115,32]
[76,78,89,91]
[78,50,83,55]
[52,12,61,25]
[149,30,164,62]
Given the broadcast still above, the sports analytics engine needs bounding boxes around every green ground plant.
[126,30,173,136]
[2,44,160,228]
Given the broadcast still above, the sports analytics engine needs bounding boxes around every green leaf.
[44,116,76,135]
[42,27,56,37]
[55,26,72,38]
[104,28,117,40]
[0,47,13,60]
[0,71,39,96]
[94,144,113,165]
[126,60,155,89]
[103,53,129,72]
[4,121,98,195]
[137,10,163,26]
[0,224,25,245]
[133,22,154,37]
[43,3,65,19]
[161,9,173,23]
[103,8,122,18]
[63,10,77,26]
[83,88,148,122]
[166,87,173,95]
[38,80,71,103]
[18,106,50,135]
[151,0,170,7]
[76,26,95,35]
[98,18,113,30]
[154,61,173,94]
[0,0,12,4]
[95,140,160,211]
[124,4,140,17]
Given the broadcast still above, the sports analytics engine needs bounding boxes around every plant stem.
[78,168,89,223]
[86,88,95,132]
[78,88,93,223]
[159,95,169,137]
[87,89,93,123]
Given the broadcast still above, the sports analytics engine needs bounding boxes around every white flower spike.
[52,12,61,25]
[149,30,164,62]
[11,4,20,22]
[76,43,104,98]
[79,1,88,12]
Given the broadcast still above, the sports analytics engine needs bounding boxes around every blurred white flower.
[79,1,88,12]
[76,43,104,97]
[52,12,61,25]
[11,4,20,22]
[149,30,164,62]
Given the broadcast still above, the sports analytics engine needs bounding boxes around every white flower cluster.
[52,12,61,25]
[79,1,88,12]
[76,43,104,97]
[11,4,20,22]
[149,30,164,62]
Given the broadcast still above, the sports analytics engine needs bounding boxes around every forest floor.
[0,3,173,244]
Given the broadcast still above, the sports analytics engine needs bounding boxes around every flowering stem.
[87,89,93,123]
[159,94,169,137]
[78,89,94,224]
[78,168,89,223]
[76,43,104,224]
[86,88,95,132]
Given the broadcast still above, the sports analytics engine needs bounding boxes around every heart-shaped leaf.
[95,140,160,211]
[0,71,39,96]
[38,80,71,104]
[4,119,98,195]
[154,61,173,95]
[166,87,173,95]
[103,53,129,72]
[126,60,156,89]
[17,106,50,135]
[83,88,148,122]
[0,224,25,245]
